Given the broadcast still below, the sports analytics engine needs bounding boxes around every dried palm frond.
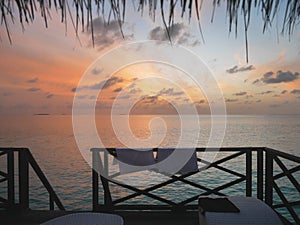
[1,0,299,62]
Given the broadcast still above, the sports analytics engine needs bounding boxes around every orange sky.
[0,3,299,115]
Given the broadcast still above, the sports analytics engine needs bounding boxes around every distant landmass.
[33,113,50,116]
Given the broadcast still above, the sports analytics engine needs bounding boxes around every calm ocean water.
[0,114,299,220]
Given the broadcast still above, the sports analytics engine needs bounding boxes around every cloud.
[87,17,133,51]
[252,79,260,85]
[77,95,88,99]
[46,94,54,99]
[233,91,247,96]
[256,100,262,103]
[131,96,177,114]
[269,101,289,108]
[261,70,299,84]
[142,96,159,104]
[27,87,40,92]
[226,65,255,74]
[197,99,206,104]
[129,88,142,94]
[157,88,184,97]
[118,94,130,99]
[72,76,124,92]
[243,100,253,105]
[291,89,300,94]
[226,98,238,102]
[113,87,122,92]
[148,23,200,46]
[92,68,103,75]
[27,77,39,83]
[259,90,273,95]
[91,77,124,90]
[281,90,287,94]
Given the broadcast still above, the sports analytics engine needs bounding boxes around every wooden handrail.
[0,148,65,211]
[92,147,299,224]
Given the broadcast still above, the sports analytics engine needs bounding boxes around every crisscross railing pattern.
[264,148,300,225]
[0,148,65,211]
[92,147,299,225]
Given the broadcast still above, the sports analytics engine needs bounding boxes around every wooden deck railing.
[92,147,300,225]
[0,148,65,211]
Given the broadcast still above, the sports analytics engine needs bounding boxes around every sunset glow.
[0,2,299,115]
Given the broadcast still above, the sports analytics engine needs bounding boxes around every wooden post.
[7,150,15,208]
[19,149,29,210]
[49,194,54,210]
[265,150,273,206]
[26,150,65,210]
[257,149,264,200]
[92,150,99,211]
[246,150,252,197]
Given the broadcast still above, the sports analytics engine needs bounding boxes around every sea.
[0,114,299,222]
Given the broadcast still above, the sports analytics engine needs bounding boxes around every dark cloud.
[157,88,184,97]
[263,71,274,78]
[246,95,253,98]
[226,98,238,102]
[197,99,205,104]
[149,23,200,46]
[261,70,299,84]
[226,65,255,74]
[27,87,40,92]
[46,94,54,99]
[87,17,133,51]
[113,87,122,93]
[273,94,280,97]
[143,96,159,104]
[27,77,39,83]
[91,77,124,90]
[291,89,300,94]
[252,79,260,85]
[259,90,273,95]
[72,76,124,92]
[256,100,262,103]
[92,68,103,75]
[233,91,247,96]
[281,90,288,94]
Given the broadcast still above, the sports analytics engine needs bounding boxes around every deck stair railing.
[0,148,65,211]
[92,147,300,225]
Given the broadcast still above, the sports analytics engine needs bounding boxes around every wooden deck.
[0,210,199,225]
[1,147,299,225]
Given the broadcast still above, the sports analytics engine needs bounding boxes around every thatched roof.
[1,0,299,61]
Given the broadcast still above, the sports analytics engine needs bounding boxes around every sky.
[0,1,299,115]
